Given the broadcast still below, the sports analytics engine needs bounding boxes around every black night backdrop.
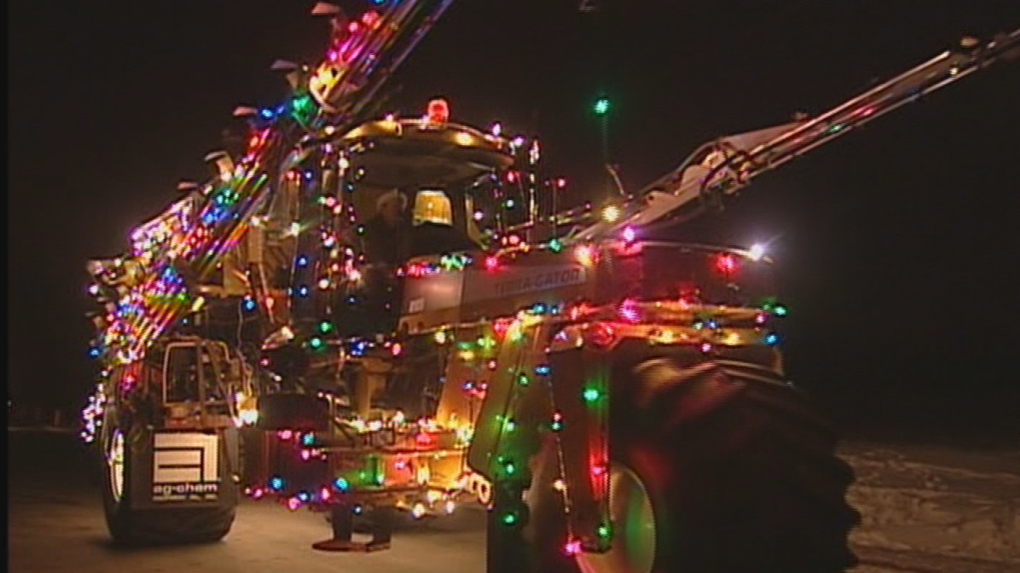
[9,0,1020,444]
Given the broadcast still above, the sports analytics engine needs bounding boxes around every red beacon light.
[426,98,450,125]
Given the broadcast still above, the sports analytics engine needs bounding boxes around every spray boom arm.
[572,27,1020,243]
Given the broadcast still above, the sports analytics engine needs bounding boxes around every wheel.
[100,411,237,546]
[526,358,860,573]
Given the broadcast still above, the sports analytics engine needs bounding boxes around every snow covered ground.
[8,429,1018,572]
[842,441,1020,572]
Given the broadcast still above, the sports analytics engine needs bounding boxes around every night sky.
[9,1,1020,437]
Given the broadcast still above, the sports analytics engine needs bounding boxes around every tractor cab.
[331,101,513,337]
[338,104,511,258]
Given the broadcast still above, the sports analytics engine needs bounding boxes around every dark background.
[9,0,1020,443]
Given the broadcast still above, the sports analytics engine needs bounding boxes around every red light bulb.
[714,253,738,275]
[427,98,450,124]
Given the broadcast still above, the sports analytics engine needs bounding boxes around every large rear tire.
[527,358,860,573]
[100,412,237,546]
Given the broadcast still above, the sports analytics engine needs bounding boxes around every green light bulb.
[594,98,610,115]
[292,94,314,112]
[583,387,601,402]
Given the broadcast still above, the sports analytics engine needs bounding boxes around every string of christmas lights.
[78,5,792,551]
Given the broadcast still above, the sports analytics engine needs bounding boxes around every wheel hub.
[107,429,125,503]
